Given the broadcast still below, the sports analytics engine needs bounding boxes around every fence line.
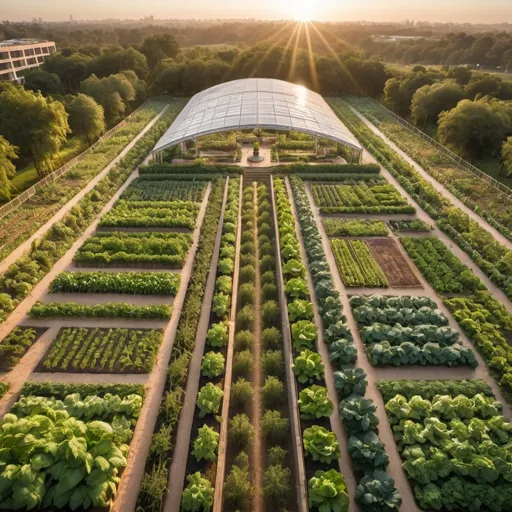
[363,96,512,197]
[0,99,162,221]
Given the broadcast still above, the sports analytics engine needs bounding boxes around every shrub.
[207,322,228,347]
[235,330,254,351]
[268,446,287,466]
[239,264,256,284]
[192,425,219,462]
[240,231,253,244]
[240,253,254,267]
[228,414,254,449]
[224,452,252,510]
[261,270,275,286]
[240,241,255,255]
[261,283,277,302]
[236,305,255,331]
[262,350,284,378]
[201,351,225,378]
[260,254,275,274]
[259,242,274,258]
[230,378,253,408]
[262,327,282,350]
[261,409,289,444]
[262,300,280,327]
[233,350,254,377]
[262,376,285,408]
[238,283,255,306]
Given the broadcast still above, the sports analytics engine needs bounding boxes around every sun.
[290,0,316,22]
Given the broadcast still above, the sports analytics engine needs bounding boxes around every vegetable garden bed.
[330,239,389,288]
[378,379,512,512]
[73,231,192,269]
[323,218,389,237]
[0,326,46,371]
[120,178,208,202]
[350,295,477,367]
[367,238,421,287]
[389,219,432,232]
[38,327,163,373]
[311,182,414,214]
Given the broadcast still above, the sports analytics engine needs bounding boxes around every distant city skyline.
[3,0,512,24]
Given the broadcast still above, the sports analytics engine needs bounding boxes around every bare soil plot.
[367,238,421,288]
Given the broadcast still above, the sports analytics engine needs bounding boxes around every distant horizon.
[3,0,512,25]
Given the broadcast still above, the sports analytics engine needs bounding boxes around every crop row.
[323,218,389,237]
[274,176,349,511]
[179,177,239,511]
[120,178,208,202]
[0,106,182,323]
[288,175,403,511]
[328,99,512,304]
[380,380,512,512]
[73,231,192,268]
[0,388,143,510]
[0,101,172,261]
[311,182,414,214]
[331,239,389,288]
[29,301,171,319]
[389,219,431,232]
[350,295,477,367]
[99,200,199,229]
[40,327,163,373]
[135,177,226,511]
[49,271,180,295]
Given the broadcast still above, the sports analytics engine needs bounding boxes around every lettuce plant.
[288,299,314,322]
[292,349,325,384]
[298,385,333,420]
[308,469,349,512]
[192,425,219,462]
[206,322,228,347]
[291,320,317,351]
[283,259,306,279]
[285,277,309,299]
[303,425,340,464]
[201,351,225,378]
[181,472,214,512]
[197,383,223,418]
[212,292,230,318]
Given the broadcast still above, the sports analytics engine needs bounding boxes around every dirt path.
[269,177,308,512]
[111,181,213,512]
[251,182,263,512]
[214,179,243,512]
[347,103,512,252]
[164,178,229,512]
[30,372,149,385]
[21,318,169,330]
[285,178,359,511]
[0,104,170,276]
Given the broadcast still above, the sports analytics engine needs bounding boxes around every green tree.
[0,83,69,175]
[501,137,512,177]
[80,73,135,126]
[448,66,472,86]
[87,47,149,79]
[0,136,18,201]
[23,69,62,96]
[437,97,512,160]
[411,82,464,127]
[465,76,502,100]
[43,52,92,93]
[66,93,105,146]
[384,73,435,116]
[140,34,180,68]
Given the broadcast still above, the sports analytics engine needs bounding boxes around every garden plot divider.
[269,175,308,512]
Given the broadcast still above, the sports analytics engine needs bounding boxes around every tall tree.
[23,69,62,96]
[0,83,69,176]
[411,82,464,127]
[66,93,105,146]
[437,97,512,160]
[140,34,180,68]
[87,48,149,79]
[447,66,472,86]
[42,52,92,93]
[0,136,18,201]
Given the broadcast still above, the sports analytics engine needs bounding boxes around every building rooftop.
[0,38,52,47]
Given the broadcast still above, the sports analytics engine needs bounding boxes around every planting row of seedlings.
[0,100,176,261]
[176,176,240,512]
[135,177,226,512]
[274,176,351,511]
[0,105,183,323]
[288,175,403,511]
[377,379,512,512]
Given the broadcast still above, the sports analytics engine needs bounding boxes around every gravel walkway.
[0,104,170,276]
[164,178,229,512]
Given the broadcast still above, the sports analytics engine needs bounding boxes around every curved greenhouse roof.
[152,78,362,154]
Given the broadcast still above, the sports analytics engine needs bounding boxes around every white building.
[0,38,57,83]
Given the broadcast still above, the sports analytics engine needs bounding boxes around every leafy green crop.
[292,349,325,384]
[348,431,389,473]
[303,425,340,464]
[308,469,349,512]
[181,472,214,511]
[196,383,223,418]
[291,320,317,351]
[206,322,228,348]
[334,368,368,397]
[355,469,402,511]
[288,299,314,322]
[201,351,225,378]
[298,385,333,420]
[339,396,379,433]
[192,425,219,463]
